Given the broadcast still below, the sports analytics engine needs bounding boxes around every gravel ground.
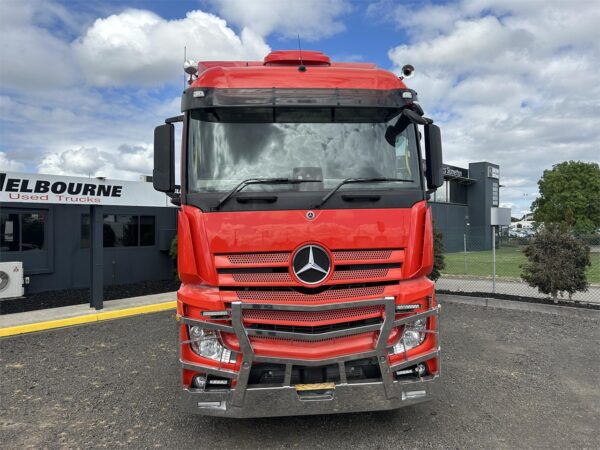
[1,300,599,449]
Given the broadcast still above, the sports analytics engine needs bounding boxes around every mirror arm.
[165,115,184,124]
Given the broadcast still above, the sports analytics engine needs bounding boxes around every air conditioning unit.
[0,262,25,299]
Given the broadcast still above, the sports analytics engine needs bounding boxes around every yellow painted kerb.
[0,300,176,338]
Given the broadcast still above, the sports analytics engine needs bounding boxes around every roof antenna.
[297,34,306,72]
[183,46,187,89]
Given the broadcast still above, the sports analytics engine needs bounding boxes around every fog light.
[392,318,427,354]
[395,363,428,377]
[189,326,223,360]
[192,374,207,389]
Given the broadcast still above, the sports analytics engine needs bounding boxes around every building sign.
[442,164,469,179]
[0,172,169,207]
[490,207,511,226]
[487,166,500,179]
[491,181,499,207]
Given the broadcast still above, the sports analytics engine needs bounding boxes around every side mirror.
[424,124,443,190]
[153,124,175,193]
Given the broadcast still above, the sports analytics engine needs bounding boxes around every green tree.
[169,235,179,280]
[169,235,177,260]
[531,161,600,233]
[428,227,446,282]
[521,224,591,301]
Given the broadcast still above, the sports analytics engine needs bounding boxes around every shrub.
[520,224,591,300]
[169,235,177,260]
[429,226,446,282]
[169,235,179,280]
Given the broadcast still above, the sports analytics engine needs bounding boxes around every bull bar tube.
[179,297,440,417]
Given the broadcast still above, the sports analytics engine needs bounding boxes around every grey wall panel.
[1,202,177,294]
[430,203,468,252]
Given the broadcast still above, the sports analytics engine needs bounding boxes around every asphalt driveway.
[1,297,598,449]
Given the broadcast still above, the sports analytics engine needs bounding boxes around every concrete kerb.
[437,293,600,318]
[0,291,177,338]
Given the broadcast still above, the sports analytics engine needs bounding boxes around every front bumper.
[180,297,440,417]
[182,375,439,418]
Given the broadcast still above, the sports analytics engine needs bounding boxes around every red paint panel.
[197,206,415,255]
[192,65,406,90]
[177,210,200,284]
[221,329,401,360]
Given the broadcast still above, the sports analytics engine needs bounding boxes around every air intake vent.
[264,50,331,66]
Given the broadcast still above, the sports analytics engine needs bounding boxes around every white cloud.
[72,9,270,86]
[37,144,156,180]
[0,152,25,171]
[0,0,79,89]
[387,0,600,213]
[209,0,349,40]
[0,2,269,181]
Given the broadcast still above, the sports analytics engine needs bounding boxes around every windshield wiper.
[214,178,320,210]
[314,177,414,209]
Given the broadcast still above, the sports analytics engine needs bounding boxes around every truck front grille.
[216,248,404,288]
[242,304,383,324]
[246,317,381,335]
[331,250,393,260]
[331,269,389,280]
[232,273,293,283]
[227,253,289,264]
[232,285,386,302]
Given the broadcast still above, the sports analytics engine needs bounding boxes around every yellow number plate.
[295,382,336,391]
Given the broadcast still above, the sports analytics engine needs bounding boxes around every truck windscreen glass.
[187,108,421,193]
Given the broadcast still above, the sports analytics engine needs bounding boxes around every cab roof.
[191,50,407,91]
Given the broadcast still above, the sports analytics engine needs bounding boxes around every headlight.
[392,318,427,354]
[188,326,229,361]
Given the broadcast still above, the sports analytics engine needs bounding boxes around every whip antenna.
[297,34,306,72]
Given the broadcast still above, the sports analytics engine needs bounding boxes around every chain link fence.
[436,226,600,305]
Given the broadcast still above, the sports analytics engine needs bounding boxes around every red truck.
[153,50,444,417]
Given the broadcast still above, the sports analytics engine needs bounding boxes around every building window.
[449,181,467,204]
[81,214,90,248]
[433,180,448,202]
[81,214,156,248]
[103,215,139,247]
[140,216,156,246]
[1,210,46,252]
[431,179,467,205]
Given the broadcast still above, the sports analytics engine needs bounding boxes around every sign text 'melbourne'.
[0,173,122,197]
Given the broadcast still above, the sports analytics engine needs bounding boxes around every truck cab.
[154,50,444,417]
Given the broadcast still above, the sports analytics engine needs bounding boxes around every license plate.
[295,382,336,391]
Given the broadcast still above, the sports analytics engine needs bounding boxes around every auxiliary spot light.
[401,64,415,79]
[183,59,198,75]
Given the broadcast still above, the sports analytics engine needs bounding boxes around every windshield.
[188,107,421,193]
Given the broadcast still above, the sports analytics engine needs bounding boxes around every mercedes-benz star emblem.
[292,245,331,285]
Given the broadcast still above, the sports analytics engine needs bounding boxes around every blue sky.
[1,0,599,216]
